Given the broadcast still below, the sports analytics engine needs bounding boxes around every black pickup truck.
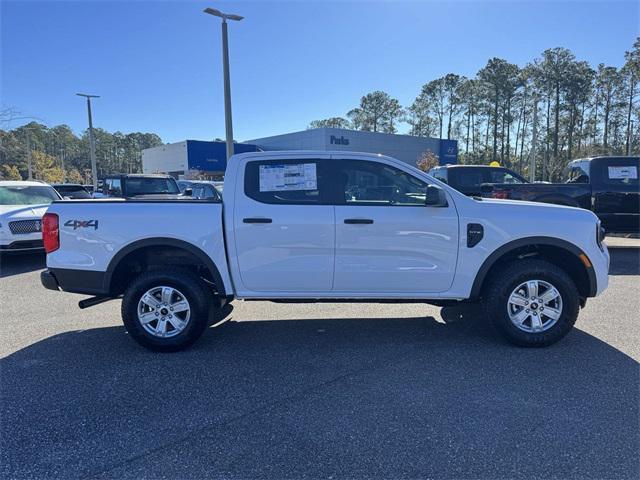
[99,174,181,198]
[475,156,639,234]
[428,165,528,197]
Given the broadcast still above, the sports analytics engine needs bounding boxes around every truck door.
[592,157,640,233]
[233,156,335,293]
[331,158,459,294]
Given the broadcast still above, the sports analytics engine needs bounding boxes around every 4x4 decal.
[64,219,99,230]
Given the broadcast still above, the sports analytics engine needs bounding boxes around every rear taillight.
[42,213,59,253]
[492,189,509,199]
[596,221,606,251]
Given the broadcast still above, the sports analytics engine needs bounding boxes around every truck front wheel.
[483,259,580,347]
[121,268,212,352]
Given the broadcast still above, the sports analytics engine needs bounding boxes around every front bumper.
[0,240,44,252]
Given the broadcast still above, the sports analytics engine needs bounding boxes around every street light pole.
[203,7,243,162]
[76,93,100,188]
[530,95,539,182]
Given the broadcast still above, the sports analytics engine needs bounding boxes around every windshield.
[0,185,60,205]
[126,178,180,195]
[54,186,92,199]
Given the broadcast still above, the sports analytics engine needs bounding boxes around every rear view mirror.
[425,185,448,207]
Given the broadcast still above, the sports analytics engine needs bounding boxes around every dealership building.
[142,128,457,178]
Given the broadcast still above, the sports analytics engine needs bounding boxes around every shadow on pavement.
[0,251,45,278]
[609,247,640,275]
[2,306,638,479]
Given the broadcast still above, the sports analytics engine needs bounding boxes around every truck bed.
[45,198,232,296]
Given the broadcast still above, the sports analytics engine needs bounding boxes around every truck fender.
[470,236,597,299]
[104,237,227,297]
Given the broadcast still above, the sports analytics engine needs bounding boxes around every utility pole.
[76,93,100,188]
[628,120,634,156]
[203,7,244,162]
[530,96,538,182]
[60,147,66,182]
[26,133,33,180]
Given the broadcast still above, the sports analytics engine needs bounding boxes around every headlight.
[596,221,606,250]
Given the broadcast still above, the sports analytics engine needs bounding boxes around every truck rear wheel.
[122,268,211,352]
[483,259,580,347]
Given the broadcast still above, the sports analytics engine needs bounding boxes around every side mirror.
[183,188,193,197]
[425,185,448,207]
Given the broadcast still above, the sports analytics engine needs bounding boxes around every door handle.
[243,217,272,224]
[344,218,374,224]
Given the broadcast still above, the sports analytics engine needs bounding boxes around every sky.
[2,0,639,143]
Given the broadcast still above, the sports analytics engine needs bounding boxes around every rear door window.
[606,165,638,185]
[453,169,484,187]
[244,159,329,204]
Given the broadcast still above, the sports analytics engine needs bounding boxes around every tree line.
[1,39,637,183]
[309,39,639,181]
[0,117,162,182]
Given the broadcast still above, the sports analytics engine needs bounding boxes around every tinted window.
[601,163,639,185]
[489,169,525,184]
[334,160,429,206]
[568,166,590,183]
[454,170,484,187]
[430,168,448,183]
[55,186,92,199]
[245,159,328,204]
[105,178,122,196]
[177,181,191,192]
[126,178,179,195]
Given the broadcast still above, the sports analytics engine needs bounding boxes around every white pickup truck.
[41,151,609,351]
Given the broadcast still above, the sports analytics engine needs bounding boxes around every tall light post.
[529,94,539,182]
[76,93,100,188]
[203,7,243,161]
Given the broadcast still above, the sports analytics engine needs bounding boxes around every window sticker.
[608,166,638,179]
[259,163,317,192]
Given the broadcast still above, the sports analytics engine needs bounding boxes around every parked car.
[177,180,222,200]
[52,183,93,199]
[428,165,528,197]
[101,174,181,198]
[481,156,640,233]
[0,181,61,253]
[41,151,609,351]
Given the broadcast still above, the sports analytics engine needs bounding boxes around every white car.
[41,151,609,351]
[0,180,61,253]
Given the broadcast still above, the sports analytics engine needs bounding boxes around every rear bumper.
[40,268,108,295]
[41,270,60,291]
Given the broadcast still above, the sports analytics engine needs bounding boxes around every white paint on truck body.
[46,151,609,300]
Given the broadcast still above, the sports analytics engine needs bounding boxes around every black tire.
[121,268,212,352]
[483,258,580,347]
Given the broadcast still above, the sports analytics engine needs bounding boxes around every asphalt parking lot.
[1,247,639,479]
